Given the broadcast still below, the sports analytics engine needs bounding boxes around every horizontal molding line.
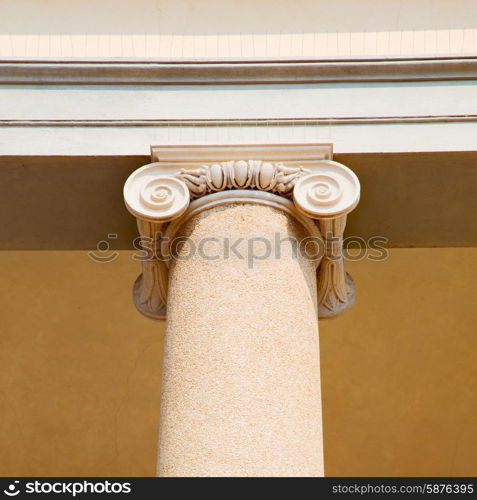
[1,57,477,84]
[1,116,477,127]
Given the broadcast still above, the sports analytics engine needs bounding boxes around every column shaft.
[157,203,324,477]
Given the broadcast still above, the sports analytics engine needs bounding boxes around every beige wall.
[0,248,476,476]
[1,0,477,58]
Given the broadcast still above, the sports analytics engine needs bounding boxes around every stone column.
[123,145,360,477]
[158,203,323,476]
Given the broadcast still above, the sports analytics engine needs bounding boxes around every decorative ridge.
[2,56,477,85]
[178,161,309,199]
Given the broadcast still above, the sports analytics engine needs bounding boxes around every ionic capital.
[123,144,360,319]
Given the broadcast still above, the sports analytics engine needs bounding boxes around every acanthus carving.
[316,216,356,317]
[178,160,309,199]
[133,219,168,319]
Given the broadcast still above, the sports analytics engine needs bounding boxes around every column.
[123,145,360,477]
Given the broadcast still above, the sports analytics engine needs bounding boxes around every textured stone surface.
[158,203,324,477]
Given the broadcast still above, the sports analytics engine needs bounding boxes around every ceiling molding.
[1,115,477,127]
[1,56,477,85]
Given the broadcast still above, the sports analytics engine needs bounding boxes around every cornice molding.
[1,56,477,85]
[2,115,477,128]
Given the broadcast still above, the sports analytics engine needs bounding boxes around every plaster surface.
[2,152,476,249]
[1,248,476,476]
[1,0,476,58]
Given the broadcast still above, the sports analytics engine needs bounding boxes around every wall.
[1,0,477,58]
[2,153,477,250]
[0,248,476,476]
